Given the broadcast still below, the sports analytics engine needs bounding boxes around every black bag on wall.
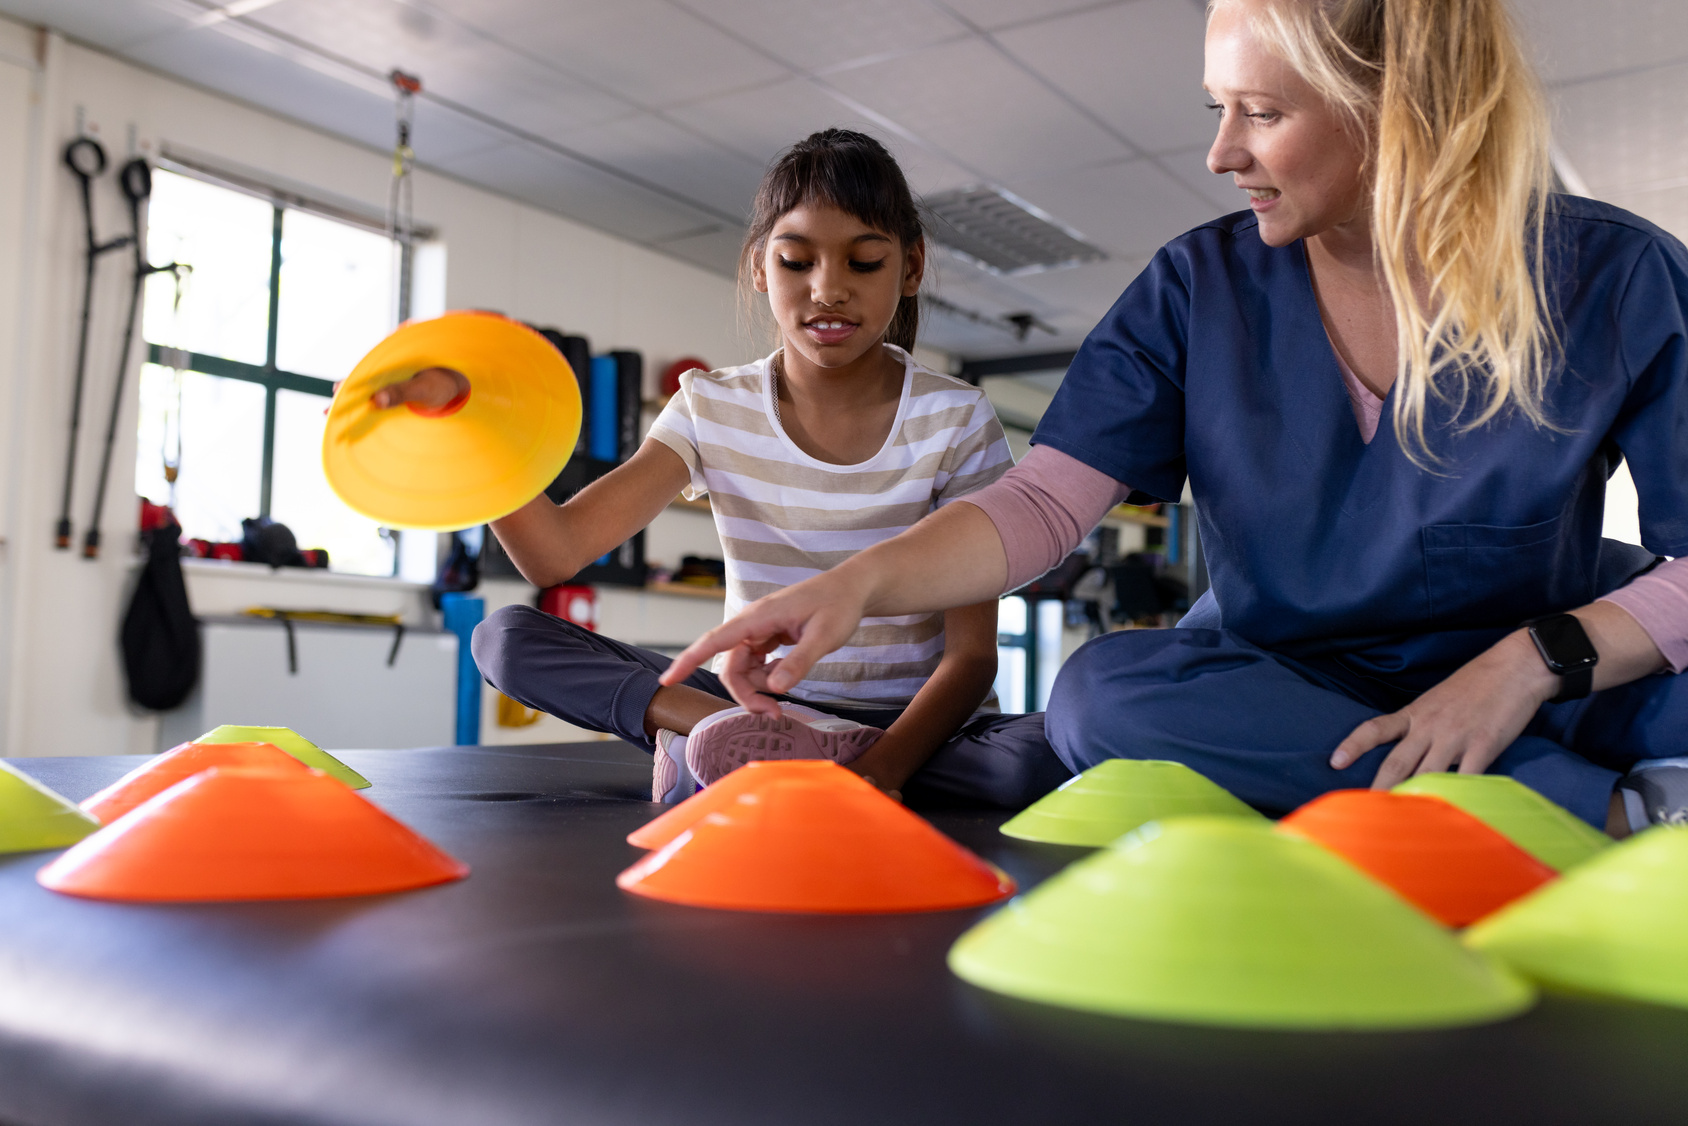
[121,524,201,710]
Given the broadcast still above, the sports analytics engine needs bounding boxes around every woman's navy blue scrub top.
[1034,196,1688,680]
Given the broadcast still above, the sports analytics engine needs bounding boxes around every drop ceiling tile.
[1006,155,1216,257]
[425,139,723,244]
[120,20,396,150]
[1153,144,1238,214]
[1552,60,1688,199]
[994,0,1213,156]
[0,0,184,50]
[938,0,1124,33]
[1518,0,1688,87]
[666,77,976,195]
[420,0,791,108]
[649,224,749,277]
[1006,254,1151,321]
[552,112,766,221]
[245,0,635,139]
[674,0,968,74]
[825,38,1132,182]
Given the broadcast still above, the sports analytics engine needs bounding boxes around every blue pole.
[440,593,485,746]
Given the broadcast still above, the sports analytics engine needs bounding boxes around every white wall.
[0,21,754,757]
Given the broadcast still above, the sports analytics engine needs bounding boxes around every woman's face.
[753,201,922,370]
[1203,0,1368,248]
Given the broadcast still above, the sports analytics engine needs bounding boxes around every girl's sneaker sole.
[685,712,882,786]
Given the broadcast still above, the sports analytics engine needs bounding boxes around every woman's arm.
[846,601,999,795]
[488,440,691,588]
[1334,598,1668,788]
[662,447,1131,713]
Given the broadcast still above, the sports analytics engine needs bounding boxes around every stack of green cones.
[1466,827,1688,1009]
[950,817,1535,1030]
[195,725,370,789]
[1394,773,1609,872]
[0,761,98,852]
[1001,759,1261,847]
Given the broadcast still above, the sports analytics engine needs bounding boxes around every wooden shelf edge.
[1104,505,1171,528]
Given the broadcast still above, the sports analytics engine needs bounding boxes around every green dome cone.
[1466,827,1688,1009]
[951,817,1535,1030]
[1393,773,1609,872]
[196,726,370,789]
[0,761,99,853]
[1000,759,1262,847]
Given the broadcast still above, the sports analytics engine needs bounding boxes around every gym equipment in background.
[1278,790,1556,928]
[323,312,581,530]
[1465,826,1688,1010]
[588,351,643,462]
[55,136,131,551]
[536,328,592,457]
[0,761,98,853]
[948,817,1535,1030]
[616,761,1015,913]
[1393,772,1611,872]
[195,724,370,788]
[999,758,1262,847]
[84,158,186,559]
[477,454,648,587]
[82,741,311,824]
[38,765,468,902]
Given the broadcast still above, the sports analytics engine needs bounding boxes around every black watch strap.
[1526,613,1598,703]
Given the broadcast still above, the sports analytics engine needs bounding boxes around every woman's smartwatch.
[1525,613,1599,702]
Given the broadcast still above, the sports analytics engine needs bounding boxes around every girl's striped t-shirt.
[647,346,1013,710]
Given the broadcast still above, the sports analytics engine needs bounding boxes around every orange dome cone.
[40,766,468,902]
[1278,790,1555,927]
[617,768,1014,914]
[627,760,872,849]
[82,741,312,824]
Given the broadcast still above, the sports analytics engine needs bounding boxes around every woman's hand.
[369,367,469,411]
[662,567,874,716]
[1331,631,1559,788]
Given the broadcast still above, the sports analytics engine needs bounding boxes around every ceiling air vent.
[921,186,1105,276]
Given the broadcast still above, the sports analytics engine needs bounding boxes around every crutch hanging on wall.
[55,137,131,550]
[83,158,184,559]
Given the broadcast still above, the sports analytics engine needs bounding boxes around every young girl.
[375,130,1067,807]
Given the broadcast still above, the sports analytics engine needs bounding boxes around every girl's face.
[1203,0,1368,248]
[753,201,923,369]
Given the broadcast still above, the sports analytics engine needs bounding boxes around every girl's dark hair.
[739,129,924,352]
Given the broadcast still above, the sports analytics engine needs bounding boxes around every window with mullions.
[135,168,406,576]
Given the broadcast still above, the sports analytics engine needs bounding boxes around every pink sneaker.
[684,703,883,786]
[652,729,696,804]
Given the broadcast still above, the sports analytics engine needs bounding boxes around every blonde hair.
[1223,0,1556,461]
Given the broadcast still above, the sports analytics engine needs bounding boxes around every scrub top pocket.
[1421,517,1587,627]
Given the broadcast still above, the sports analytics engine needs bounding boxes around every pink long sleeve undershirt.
[961,366,1688,674]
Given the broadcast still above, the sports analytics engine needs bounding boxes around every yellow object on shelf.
[323,311,581,530]
[496,692,542,728]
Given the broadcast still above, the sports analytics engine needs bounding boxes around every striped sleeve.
[934,393,1014,506]
[647,371,708,499]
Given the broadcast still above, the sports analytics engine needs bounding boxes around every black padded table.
[2,742,1685,1126]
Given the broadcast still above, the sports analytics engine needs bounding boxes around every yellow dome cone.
[323,311,581,530]
[1393,773,1609,872]
[950,817,1534,1030]
[196,726,369,789]
[1000,759,1261,847]
[0,760,98,853]
[1466,827,1688,1009]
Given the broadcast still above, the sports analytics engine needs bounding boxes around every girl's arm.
[368,367,694,588]
[846,600,999,795]
[488,439,692,589]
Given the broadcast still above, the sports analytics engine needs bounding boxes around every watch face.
[1533,614,1599,670]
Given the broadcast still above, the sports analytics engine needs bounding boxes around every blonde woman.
[663,0,1688,834]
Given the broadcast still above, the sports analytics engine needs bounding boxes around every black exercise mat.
[0,742,1683,1126]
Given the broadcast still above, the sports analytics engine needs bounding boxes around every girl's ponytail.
[740,129,925,353]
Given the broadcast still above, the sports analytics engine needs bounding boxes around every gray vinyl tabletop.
[0,741,1683,1126]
